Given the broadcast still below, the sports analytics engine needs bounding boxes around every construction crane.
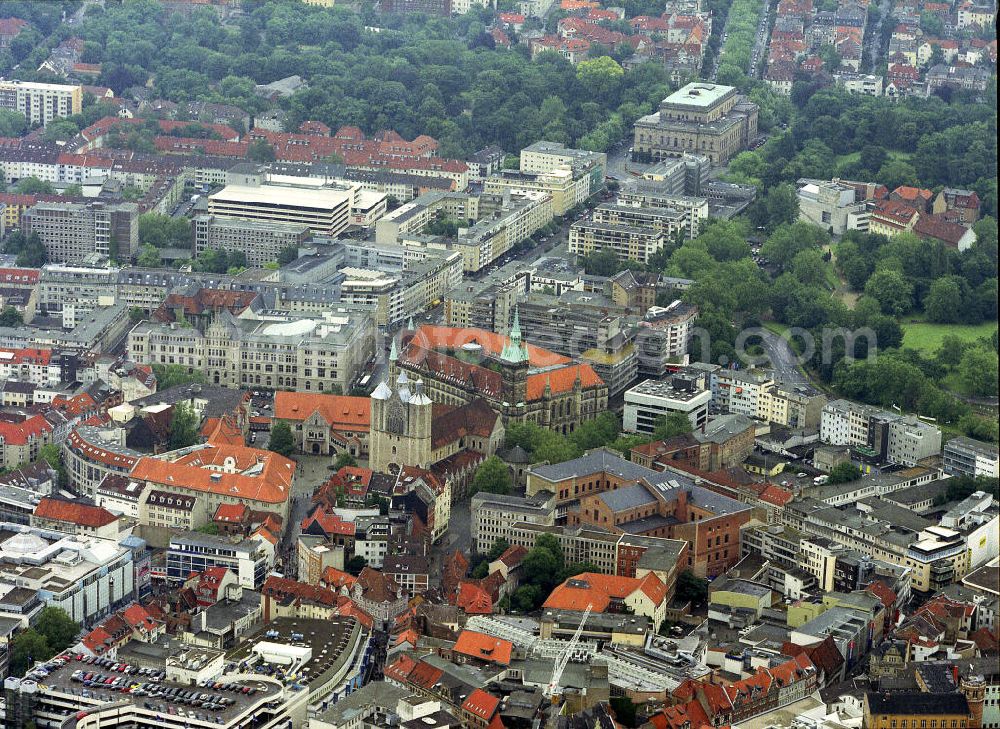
[545,602,592,701]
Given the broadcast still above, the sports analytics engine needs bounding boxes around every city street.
[759,330,811,386]
[276,454,333,577]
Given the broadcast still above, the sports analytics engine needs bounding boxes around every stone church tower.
[369,370,433,474]
[500,308,530,421]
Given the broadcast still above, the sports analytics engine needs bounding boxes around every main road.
[759,330,811,386]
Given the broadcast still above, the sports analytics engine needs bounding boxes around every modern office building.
[207,183,352,236]
[632,83,759,165]
[568,220,665,264]
[623,373,712,434]
[0,522,135,624]
[797,178,871,234]
[943,437,1000,478]
[0,80,82,126]
[166,532,273,589]
[23,201,139,264]
[193,214,312,267]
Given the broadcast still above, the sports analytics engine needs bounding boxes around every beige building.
[0,80,82,126]
[377,190,553,273]
[633,83,759,165]
[128,308,375,394]
[483,167,589,216]
[193,215,312,268]
[24,201,139,264]
[569,220,665,264]
[207,184,352,237]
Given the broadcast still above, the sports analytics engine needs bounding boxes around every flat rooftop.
[18,650,281,723]
[210,184,351,209]
[661,83,736,109]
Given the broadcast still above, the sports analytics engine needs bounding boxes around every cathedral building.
[391,312,608,435]
[369,372,504,500]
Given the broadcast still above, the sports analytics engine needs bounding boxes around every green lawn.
[834,150,913,175]
[901,321,998,353]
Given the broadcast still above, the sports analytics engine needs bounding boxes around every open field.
[901,320,998,353]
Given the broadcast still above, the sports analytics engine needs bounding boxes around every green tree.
[137,244,162,268]
[827,461,862,484]
[864,269,913,315]
[247,138,276,162]
[346,555,367,576]
[36,444,67,488]
[485,538,510,562]
[34,607,79,654]
[41,119,79,143]
[470,455,513,496]
[511,584,541,612]
[334,452,358,469]
[0,306,22,326]
[610,697,638,728]
[877,159,920,191]
[761,222,828,269]
[277,245,299,265]
[269,420,296,457]
[0,109,27,137]
[958,347,999,397]
[791,248,829,287]
[11,630,51,677]
[14,177,55,195]
[581,249,623,276]
[151,364,205,390]
[654,412,694,440]
[675,570,708,606]
[168,403,200,449]
[576,56,625,104]
[923,276,964,323]
[129,307,145,323]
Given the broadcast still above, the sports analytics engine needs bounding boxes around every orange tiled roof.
[0,413,52,445]
[455,581,493,615]
[321,566,358,590]
[213,502,249,522]
[131,444,294,505]
[453,630,514,665]
[274,392,370,430]
[34,497,118,528]
[543,572,666,612]
[462,689,501,721]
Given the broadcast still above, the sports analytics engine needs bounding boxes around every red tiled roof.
[321,566,358,590]
[407,660,445,690]
[274,392,370,430]
[384,654,419,683]
[453,630,514,665]
[131,444,294,505]
[0,347,51,365]
[892,185,933,202]
[213,502,249,523]
[0,18,28,37]
[301,508,355,536]
[913,214,971,248]
[0,268,39,285]
[462,689,501,720]
[455,581,493,615]
[543,572,666,612]
[34,497,118,528]
[0,414,52,446]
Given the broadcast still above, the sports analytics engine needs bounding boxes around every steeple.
[500,307,529,363]
[407,316,415,330]
[389,337,398,363]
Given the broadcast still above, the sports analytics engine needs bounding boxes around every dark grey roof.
[865,691,968,715]
[530,448,657,483]
[598,484,658,512]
